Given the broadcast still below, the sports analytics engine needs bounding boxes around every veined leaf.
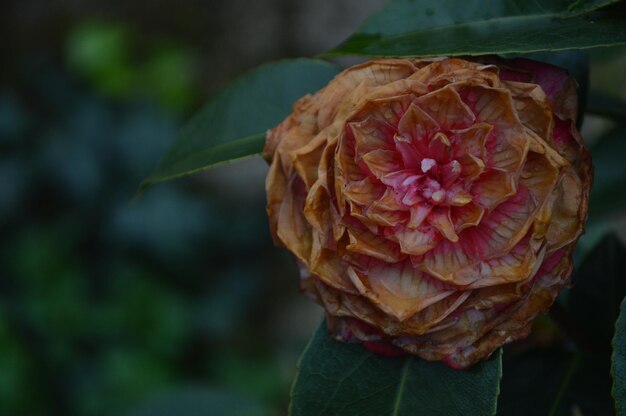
[327,0,626,57]
[290,320,502,416]
[140,59,339,191]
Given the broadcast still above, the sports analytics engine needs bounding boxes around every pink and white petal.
[414,86,475,130]
[380,170,416,188]
[445,185,472,207]
[409,203,432,229]
[402,187,423,206]
[440,160,462,188]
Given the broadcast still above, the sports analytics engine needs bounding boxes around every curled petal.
[397,102,440,141]
[428,208,459,242]
[472,169,517,211]
[362,149,401,179]
[348,262,454,321]
[265,56,591,368]
[415,86,475,130]
[347,227,403,263]
[396,226,439,256]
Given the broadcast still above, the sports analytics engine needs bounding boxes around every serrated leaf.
[290,320,502,416]
[140,59,340,191]
[327,0,626,58]
[613,299,626,415]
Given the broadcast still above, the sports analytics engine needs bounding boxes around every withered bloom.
[263,58,592,368]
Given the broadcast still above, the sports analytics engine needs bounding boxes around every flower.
[263,57,592,368]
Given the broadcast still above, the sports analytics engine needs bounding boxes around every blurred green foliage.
[0,20,295,416]
[66,22,198,113]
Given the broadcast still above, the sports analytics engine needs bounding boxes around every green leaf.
[327,0,626,58]
[140,59,340,191]
[290,320,502,416]
[613,298,626,415]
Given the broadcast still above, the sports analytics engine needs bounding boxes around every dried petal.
[265,57,591,368]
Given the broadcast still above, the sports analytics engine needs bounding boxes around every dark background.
[0,1,386,415]
[1,1,625,415]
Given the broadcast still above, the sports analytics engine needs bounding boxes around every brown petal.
[397,102,440,140]
[343,177,385,206]
[348,262,454,321]
[451,122,492,159]
[362,149,402,179]
[396,226,439,256]
[414,86,475,130]
[428,208,459,242]
[346,227,403,262]
[472,169,517,211]
[452,202,485,232]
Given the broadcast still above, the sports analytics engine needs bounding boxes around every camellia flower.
[263,57,592,368]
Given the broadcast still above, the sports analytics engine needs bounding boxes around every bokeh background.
[1,1,625,415]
